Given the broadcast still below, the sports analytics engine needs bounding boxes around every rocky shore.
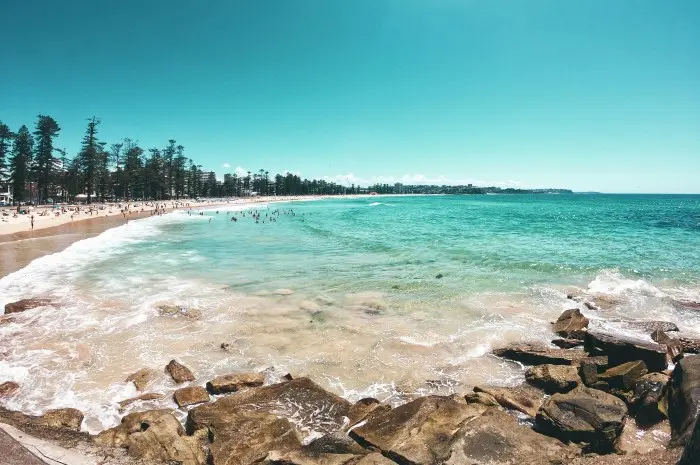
[2,298,700,464]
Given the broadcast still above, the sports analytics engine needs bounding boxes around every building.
[0,182,11,204]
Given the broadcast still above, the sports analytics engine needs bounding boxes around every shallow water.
[1,194,700,433]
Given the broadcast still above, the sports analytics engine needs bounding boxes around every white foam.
[587,269,665,298]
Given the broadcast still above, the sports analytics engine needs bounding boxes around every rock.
[673,300,700,310]
[206,372,265,394]
[125,367,158,391]
[157,304,202,320]
[677,335,700,354]
[464,391,501,408]
[552,338,583,349]
[667,355,700,448]
[348,396,485,465]
[95,409,205,465]
[303,432,370,455]
[679,409,700,465]
[435,273,444,279]
[189,378,351,437]
[446,408,581,465]
[579,360,599,386]
[347,398,390,427]
[584,330,668,372]
[472,385,543,417]
[552,308,590,340]
[627,320,679,333]
[536,386,628,453]
[0,316,16,325]
[493,342,586,366]
[525,364,581,394]
[274,289,295,295]
[4,298,53,314]
[221,342,231,350]
[166,359,196,383]
[632,372,669,425]
[0,381,19,398]
[174,386,210,407]
[117,392,165,410]
[37,408,84,431]
[265,450,358,465]
[599,360,649,390]
[651,330,684,362]
[208,410,301,465]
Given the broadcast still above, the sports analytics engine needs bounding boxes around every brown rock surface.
[37,408,84,431]
[174,386,210,407]
[166,359,196,383]
[599,360,649,390]
[117,392,165,410]
[94,409,205,465]
[0,381,19,398]
[206,372,264,394]
[125,368,158,391]
[584,330,668,372]
[667,355,700,448]
[4,298,54,314]
[525,364,581,393]
[536,386,628,452]
[493,342,586,366]
[473,384,544,417]
[552,308,589,340]
[349,396,484,465]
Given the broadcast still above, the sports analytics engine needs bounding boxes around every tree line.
[0,116,359,205]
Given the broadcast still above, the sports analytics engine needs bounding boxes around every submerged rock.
[0,381,19,398]
[174,386,210,407]
[206,372,264,394]
[626,320,679,333]
[166,359,196,383]
[157,304,202,320]
[552,308,589,340]
[584,330,668,372]
[493,342,586,366]
[125,367,159,391]
[37,408,84,431]
[4,298,54,314]
[349,396,484,465]
[95,409,205,465]
[117,392,165,410]
[667,355,700,448]
[525,364,581,394]
[274,289,295,296]
[536,386,628,453]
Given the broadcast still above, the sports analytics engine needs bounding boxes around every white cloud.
[222,162,231,168]
[234,166,249,177]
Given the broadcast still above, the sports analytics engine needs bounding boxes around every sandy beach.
[0,196,329,277]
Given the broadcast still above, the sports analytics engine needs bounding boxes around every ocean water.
[1,194,700,433]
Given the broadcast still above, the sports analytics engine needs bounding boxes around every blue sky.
[2,0,699,192]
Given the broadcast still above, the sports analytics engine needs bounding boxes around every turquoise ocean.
[1,194,700,433]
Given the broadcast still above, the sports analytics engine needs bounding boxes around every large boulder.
[0,381,19,398]
[166,359,196,383]
[37,408,84,431]
[584,330,668,372]
[525,364,581,394]
[206,372,264,394]
[667,355,700,448]
[679,411,700,465]
[446,408,581,465]
[207,410,301,465]
[493,342,586,366]
[174,386,210,407]
[347,398,390,427]
[4,298,54,314]
[598,360,648,390]
[94,409,205,465]
[552,309,589,340]
[265,451,394,465]
[536,386,628,452]
[349,396,485,465]
[188,377,351,437]
[125,367,159,391]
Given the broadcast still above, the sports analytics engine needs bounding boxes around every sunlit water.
[1,194,700,433]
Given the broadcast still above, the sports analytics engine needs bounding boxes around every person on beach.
[30,215,34,229]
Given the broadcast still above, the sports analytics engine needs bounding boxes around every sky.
[1,0,699,193]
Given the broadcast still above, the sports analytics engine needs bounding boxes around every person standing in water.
[30,214,34,229]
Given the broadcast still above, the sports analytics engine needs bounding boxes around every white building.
[0,183,11,204]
